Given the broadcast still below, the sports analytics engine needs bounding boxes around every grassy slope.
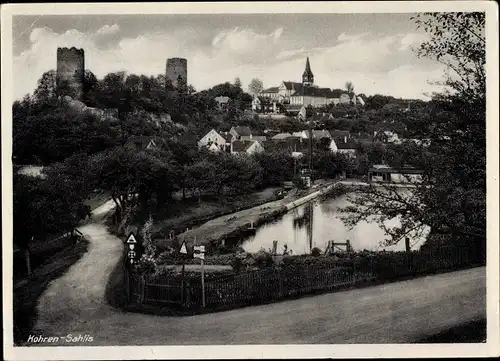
[13,238,89,345]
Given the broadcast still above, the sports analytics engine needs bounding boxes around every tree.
[88,146,174,233]
[345,81,354,95]
[234,77,242,89]
[33,70,57,103]
[341,13,486,254]
[248,78,264,96]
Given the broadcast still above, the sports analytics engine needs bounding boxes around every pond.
[241,193,429,255]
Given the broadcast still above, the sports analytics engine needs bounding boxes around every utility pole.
[308,113,313,183]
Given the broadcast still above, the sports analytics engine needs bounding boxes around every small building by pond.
[368,165,423,184]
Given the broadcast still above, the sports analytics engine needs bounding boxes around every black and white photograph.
[2,1,499,360]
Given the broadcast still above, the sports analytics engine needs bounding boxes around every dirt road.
[31,201,486,345]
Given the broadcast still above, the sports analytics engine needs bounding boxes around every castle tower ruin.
[166,58,187,91]
[56,47,85,100]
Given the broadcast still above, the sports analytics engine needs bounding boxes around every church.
[258,57,365,111]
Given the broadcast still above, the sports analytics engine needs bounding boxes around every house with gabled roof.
[230,140,265,155]
[198,129,230,152]
[125,135,165,152]
[215,96,231,109]
[335,140,358,158]
[229,126,255,141]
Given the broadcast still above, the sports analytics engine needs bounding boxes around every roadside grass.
[417,318,486,343]
[149,187,280,237]
[13,238,89,346]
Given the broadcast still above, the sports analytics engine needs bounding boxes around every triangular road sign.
[125,233,137,244]
[179,241,188,254]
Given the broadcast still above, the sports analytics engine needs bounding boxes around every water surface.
[242,193,428,255]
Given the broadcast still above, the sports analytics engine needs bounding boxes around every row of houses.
[197,126,368,157]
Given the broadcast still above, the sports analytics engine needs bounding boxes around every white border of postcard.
[2,1,499,359]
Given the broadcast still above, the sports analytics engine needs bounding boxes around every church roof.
[262,86,279,93]
[303,56,314,78]
[282,81,303,92]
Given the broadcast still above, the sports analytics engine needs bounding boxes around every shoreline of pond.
[195,181,356,252]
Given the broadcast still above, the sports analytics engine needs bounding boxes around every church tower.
[302,57,314,87]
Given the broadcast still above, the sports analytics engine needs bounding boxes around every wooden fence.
[127,245,482,310]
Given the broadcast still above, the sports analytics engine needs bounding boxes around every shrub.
[311,247,322,257]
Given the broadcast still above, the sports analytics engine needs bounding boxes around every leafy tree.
[234,77,242,88]
[88,146,175,233]
[341,12,486,254]
[33,70,57,103]
[253,151,294,186]
[248,78,264,96]
[345,81,354,95]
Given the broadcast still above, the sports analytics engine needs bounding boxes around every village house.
[259,86,280,101]
[229,126,267,142]
[330,130,351,144]
[214,96,231,110]
[125,136,164,152]
[230,140,265,155]
[198,129,230,152]
[368,164,423,184]
[334,140,358,158]
[252,96,277,113]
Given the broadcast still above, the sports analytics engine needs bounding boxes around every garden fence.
[127,245,483,310]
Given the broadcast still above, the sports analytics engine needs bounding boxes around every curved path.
[31,201,486,345]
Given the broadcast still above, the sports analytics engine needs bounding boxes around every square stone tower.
[56,47,85,101]
[166,57,187,91]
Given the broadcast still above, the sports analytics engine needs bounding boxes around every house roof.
[261,87,279,93]
[272,132,294,140]
[220,132,233,142]
[215,96,230,103]
[311,129,332,140]
[231,126,252,136]
[232,140,259,152]
[330,130,351,138]
[336,140,358,150]
[282,81,303,91]
[126,135,164,150]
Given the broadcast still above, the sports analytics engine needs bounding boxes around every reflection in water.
[242,193,429,255]
[292,202,314,253]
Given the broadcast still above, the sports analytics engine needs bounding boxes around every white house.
[368,165,423,184]
[215,96,231,109]
[198,129,229,152]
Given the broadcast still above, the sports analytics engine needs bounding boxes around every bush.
[311,247,322,257]
[293,176,307,189]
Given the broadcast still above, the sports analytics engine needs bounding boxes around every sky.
[12,13,447,101]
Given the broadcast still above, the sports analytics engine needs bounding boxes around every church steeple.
[302,57,314,87]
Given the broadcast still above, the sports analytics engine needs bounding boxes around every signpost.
[193,240,206,307]
[125,233,138,266]
[124,232,141,302]
[179,241,188,305]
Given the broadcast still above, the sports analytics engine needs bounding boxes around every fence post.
[139,274,146,304]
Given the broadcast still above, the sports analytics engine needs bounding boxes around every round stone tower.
[166,57,187,91]
[56,47,85,100]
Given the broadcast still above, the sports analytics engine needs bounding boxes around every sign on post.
[179,241,188,255]
[125,233,138,266]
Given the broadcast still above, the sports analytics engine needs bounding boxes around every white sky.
[12,14,447,101]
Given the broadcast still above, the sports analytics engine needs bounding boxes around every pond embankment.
[173,179,352,250]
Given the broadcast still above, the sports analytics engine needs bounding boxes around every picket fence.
[127,245,482,310]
